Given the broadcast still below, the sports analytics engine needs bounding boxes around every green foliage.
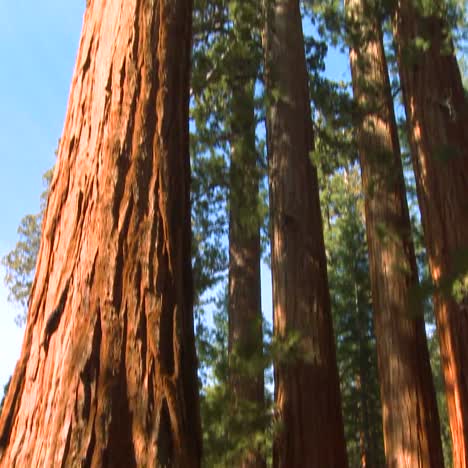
[460,55,468,92]
[201,382,273,467]
[191,150,229,297]
[301,6,356,175]
[320,164,385,466]
[445,0,468,48]
[191,2,273,465]
[190,0,268,299]
[2,169,52,325]
[2,214,41,323]
[196,287,273,467]
[5,0,465,464]
[428,328,454,466]
[452,268,468,304]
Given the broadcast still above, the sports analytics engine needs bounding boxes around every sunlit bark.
[0,1,200,466]
[394,2,468,465]
[347,1,444,466]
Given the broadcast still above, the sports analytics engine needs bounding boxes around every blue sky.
[0,3,351,398]
[0,1,85,396]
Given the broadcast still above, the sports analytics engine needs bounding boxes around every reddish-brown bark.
[0,1,201,466]
[347,1,444,466]
[394,2,468,466]
[263,0,348,466]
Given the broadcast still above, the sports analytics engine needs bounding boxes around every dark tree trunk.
[346,1,445,466]
[394,2,468,466]
[263,1,348,466]
[355,282,380,468]
[227,5,265,467]
[0,1,201,466]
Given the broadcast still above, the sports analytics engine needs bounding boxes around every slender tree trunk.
[228,94,265,467]
[227,5,265,467]
[0,1,201,466]
[359,353,386,468]
[357,374,374,468]
[347,2,445,466]
[263,1,348,466]
[394,2,468,466]
[355,281,376,468]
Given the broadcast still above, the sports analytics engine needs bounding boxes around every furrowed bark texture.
[0,1,201,466]
[394,2,468,466]
[263,1,348,466]
[227,21,265,468]
[347,2,444,466]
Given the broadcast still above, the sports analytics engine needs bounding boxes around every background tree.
[300,9,386,462]
[347,0,444,464]
[191,0,271,464]
[263,0,348,465]
[226,2,266,466]
[320,164,385,467]
[2,170,52,325]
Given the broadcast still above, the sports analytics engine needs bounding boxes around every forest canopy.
[1,0,467,466]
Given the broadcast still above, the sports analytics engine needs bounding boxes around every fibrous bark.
[347,1,444,466]
[394,2,468,466]
[0,1,201,466]
[263,0,348,466]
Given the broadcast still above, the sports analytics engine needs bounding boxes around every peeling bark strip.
[394,2,468,466]
[346,1,444,466]
[0,1,201,467]
[263,0,348,466]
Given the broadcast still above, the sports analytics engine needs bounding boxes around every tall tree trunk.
[263,1,348,466]
[347,2,445,466]
[355,281,378,468]
[393,2,468,466]
[228,4,265,467]
[0,1,201,466]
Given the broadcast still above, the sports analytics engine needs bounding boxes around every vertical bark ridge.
[0,1,200,466]
[346,1,445,466]
[393,2,468,466]
[263,0,348,466]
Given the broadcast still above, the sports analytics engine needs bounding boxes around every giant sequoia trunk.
[347,1,444,466]
[394,2,468,466]
[227,5,265,467]
[0,1,201,466]
[263,1,348,466]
